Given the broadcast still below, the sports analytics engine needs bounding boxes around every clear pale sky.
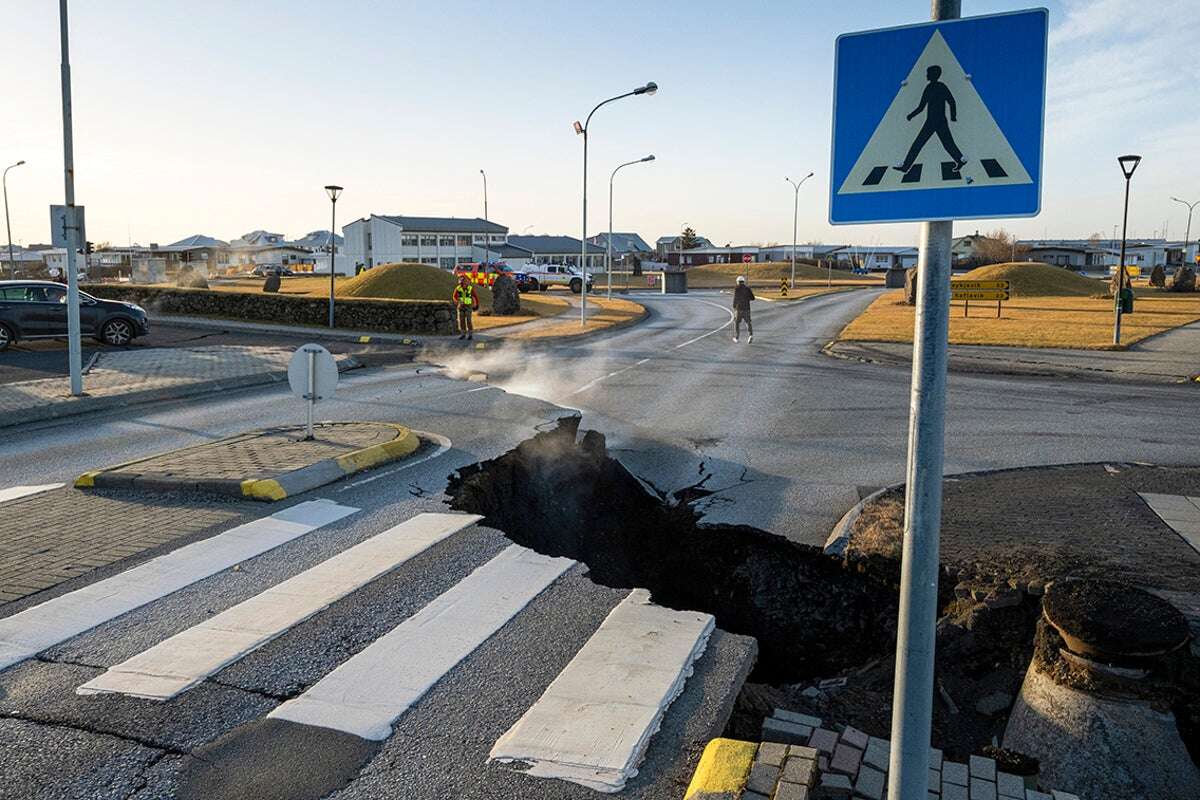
[3,0,1197,248]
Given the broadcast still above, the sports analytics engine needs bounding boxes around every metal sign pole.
[886,3,958,798]
[59,0,83,397]
[306,349,316,440]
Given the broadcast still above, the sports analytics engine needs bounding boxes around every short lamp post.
[785,172,814,290]
[1113,155,1140,345]
[324,185,343,329]
[1171,196,1198,267]
[608,154,655,299]
[3,160,25,279]
[576,81,657,326]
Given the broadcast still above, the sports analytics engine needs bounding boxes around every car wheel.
[527,279,539,292]
[0,323,13,351]
[570,278,582,294]
[101,318,134,346]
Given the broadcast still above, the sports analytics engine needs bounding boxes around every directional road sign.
[830,9,1048,224]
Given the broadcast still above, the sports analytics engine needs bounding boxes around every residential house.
[587,232,652,256]
[503,235,607,269]
[342,215,508,270]
[757,244,846,263]
[1021,239,1119,271]
[667,246,760,268]
[655,234,713,260]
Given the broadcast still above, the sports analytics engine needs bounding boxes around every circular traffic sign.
[287,343,338,402]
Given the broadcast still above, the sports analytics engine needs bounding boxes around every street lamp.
[608,154,655,299]
[1113,154,1141,345]
[324,185,343,329]
[479,169,488,221]
[576,80,657,325]
[1171,196,1198,267]
[3,160,25,279]
[785,173,814,290]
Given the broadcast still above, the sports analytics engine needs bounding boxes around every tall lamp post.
[479,169,488,222]
[1171,196,1198,267]
[575,80,657,326]
[324,185,342,329]
[608,154,655,299]
[1113,155,1140,345]
[785,172,814,290]
[3,160,25,279]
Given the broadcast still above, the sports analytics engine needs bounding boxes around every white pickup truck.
[525,264,594,294]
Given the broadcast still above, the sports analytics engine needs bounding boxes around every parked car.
[526,263,594,294]
[0,280,150,350]
[250,265,294,277]
[453,262,535,292]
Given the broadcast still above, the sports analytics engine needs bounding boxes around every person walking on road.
[732,275,755,343]
[452,274,479,340]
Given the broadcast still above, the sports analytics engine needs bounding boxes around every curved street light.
[785,172,814,290]
[607,154,655,298]
[3,160,26,279]
[576,81,657,325]
[324,185,343,328]
[1113,155,1141,344]
[1171,196,1198,267]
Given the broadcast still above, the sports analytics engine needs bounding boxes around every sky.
[2,0,1198,249]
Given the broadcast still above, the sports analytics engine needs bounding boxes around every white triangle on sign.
[838,29,1032,195]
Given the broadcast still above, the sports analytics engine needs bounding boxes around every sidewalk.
[827,321,1200,384]
[0,345,359,429]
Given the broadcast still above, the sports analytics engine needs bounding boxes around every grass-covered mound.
[335,262,492,303]
[962,262,1103,297]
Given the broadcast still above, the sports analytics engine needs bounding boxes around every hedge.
[83,285,455,334]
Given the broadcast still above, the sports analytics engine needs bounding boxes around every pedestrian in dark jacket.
[732,275,755,343]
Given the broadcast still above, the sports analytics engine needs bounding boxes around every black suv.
[0,281,150,351]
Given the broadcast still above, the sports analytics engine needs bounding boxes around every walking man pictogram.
[894,65,967,174]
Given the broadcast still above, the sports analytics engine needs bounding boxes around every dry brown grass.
[839,287,1200,350]
[687,262,882,289]
[849,492,905,560]
[507,297,646,339]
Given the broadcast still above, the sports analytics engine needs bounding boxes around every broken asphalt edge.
[0,356,362,431]
[683,737,758,800]
[75,422,421,502]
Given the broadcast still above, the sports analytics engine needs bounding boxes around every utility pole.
[3,161,25,279]
[785,173,813,289]
[480,169,488,222]
[59,0,83,396]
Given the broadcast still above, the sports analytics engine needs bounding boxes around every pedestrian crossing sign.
[829,9,1047,224]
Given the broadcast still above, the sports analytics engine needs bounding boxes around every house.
[848,246,918,271]
[290,230,343,253]
[951,230,1002,265]
[230,230,286,248]
[1021,239,1119,271]
[502,235,607,269]
[158,235,231,275]
[587,232,652,256]
[655,234,713,259]
[757,244,846,263]
[667,246,760,268]
[342,215,508,270]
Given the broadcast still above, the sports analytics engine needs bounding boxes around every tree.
[973,229,1028,265]
[680,227,699,250]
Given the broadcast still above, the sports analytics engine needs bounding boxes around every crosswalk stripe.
[267,544,575,741]
[489,588,714,793]
[0,483,63,504]
[76,512,481,700]
[0,499,358,673]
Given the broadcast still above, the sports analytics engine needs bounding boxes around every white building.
[342,215,508,270]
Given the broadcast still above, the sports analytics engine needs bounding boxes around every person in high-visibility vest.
[451,274,480,340]
[780,277,789,297]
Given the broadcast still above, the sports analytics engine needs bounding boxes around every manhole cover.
[1043,579,1190,661]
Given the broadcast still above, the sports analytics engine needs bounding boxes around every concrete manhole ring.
[1042,578,1190,662]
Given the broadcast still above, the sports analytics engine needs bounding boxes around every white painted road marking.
[76,512,481,700]
[338,431,452,492]
[490,588,714,793]
[0,499,358,673]
[268,544,574,740]
[0,483,64,504]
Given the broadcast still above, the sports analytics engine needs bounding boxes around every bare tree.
[973,229,1028,265]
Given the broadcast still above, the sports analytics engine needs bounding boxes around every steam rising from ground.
[431,342,617,408]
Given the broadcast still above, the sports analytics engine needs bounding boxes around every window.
[456,256,472,264]
[439,235,455,247]
[420,235,436,247]
[456,235,471,247]
[0,287,29,301]
[489,234,506,243]
[421,257,438,265]
[473,234,487,245]
[401,235,418,247]
[41,286,67,303]
[440,257,455,269]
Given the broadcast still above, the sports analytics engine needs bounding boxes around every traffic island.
[75,422,421,501]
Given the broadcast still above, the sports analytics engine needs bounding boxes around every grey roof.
[588,232,652,253]
[290,230,344,249]
[376,215,508,234]
[167,234,228,248]
[656,234,714,249]
[477,243,533,259]
[507,235,605,255]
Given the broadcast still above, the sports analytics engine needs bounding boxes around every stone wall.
[82,285,456,335]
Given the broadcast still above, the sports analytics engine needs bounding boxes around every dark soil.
[1043,578,1190,658]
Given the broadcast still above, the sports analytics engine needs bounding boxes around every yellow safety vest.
[454,285,474,306]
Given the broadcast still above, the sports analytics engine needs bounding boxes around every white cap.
[736,275,746,284]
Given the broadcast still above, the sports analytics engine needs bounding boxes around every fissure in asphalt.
[445,416,901,684]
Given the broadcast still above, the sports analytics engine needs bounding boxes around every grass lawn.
[686,262,882,289]
[506,297,646,340]
[839,287,1200,350]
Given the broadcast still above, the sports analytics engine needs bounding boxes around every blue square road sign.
[829,8,1048,225]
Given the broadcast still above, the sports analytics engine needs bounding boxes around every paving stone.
[742,793,769,800]
[773,780,809,800]
[854,765,886,800]
[818,755,829,773]
[817,772,853,798]
[996,772,1025,797]
[941,784,968,800]
[746,763,781,796]
[787,744,819,761]
[762,717,814,746]
[1049,793,1080,800]
[863,737,890,772]
[999,795,1023,800]
[840,725,869,750]
[970,777,997,800]
[829,743,862,777]
[809,728,839,756]
[968,755,996,782]
[757,741,788,768]
[1024,793,1051,800]
[773,708,823,728]
[943,761,969,786]
[929,768,941,792]
[929,747,943,771]
[781,756,816,787]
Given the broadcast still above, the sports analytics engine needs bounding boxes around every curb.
[76,422,421,501]
[823,483,901,557]
[1,356,360,431]
[155,315,425,344]
[683,738,758,800]
[755,286,858,303]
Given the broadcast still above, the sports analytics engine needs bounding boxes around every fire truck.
[452,262,535,292]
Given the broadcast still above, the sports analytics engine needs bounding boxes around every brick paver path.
[0,488,255,606]
[97,422,399,483]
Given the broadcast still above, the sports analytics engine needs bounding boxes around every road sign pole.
[59,0,83,397]
[305,349,316,440]
[887,4,958,799]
